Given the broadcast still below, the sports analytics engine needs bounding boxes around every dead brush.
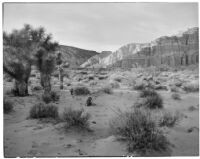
[61,107,91,130]
[109,108,170,154]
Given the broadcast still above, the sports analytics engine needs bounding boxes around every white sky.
[3,3,198,52]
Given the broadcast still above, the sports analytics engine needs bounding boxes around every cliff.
[84,27,199,68]
[57,45,99,68]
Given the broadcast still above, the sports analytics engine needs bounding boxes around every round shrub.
[62,107,90,129]
[73,86,90,96]
[29,102,58,119]
[143,95,163,109]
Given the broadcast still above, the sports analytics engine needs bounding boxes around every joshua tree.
[3,24,38,96]
[34,34,58,95]
[4,24,58,96]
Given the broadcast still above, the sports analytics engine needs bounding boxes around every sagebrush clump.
[29,102,58,119]
[42,91,60,103]
[72,86,90,96]
[61,107,90,129]
[110,108,170,154]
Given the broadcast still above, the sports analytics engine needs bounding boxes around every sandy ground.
[3,69,199,157]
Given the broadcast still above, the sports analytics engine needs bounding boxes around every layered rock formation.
[80,51,112,68]
[58,45,99,68]
[83,27,199,68]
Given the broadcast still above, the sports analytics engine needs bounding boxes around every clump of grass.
[42,91,60,103]
[171,93,181,100]
[110,108,170,154]
[182,82,199,92]
[159,111,180,127]
[4,97,14,113]
[138,89,163,109]
[143,95,163,109]
[73,86,90,96]
[29,102,58,119]
[61,107,90,129]
[100,86,113,94]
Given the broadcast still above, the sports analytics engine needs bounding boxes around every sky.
[3,3,198,52]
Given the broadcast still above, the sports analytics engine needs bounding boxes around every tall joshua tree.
[3,24,38,96]
[35,34,58,95]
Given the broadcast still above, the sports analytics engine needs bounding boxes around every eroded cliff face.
[96,27,199,68]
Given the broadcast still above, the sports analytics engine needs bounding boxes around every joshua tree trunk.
[41,73,51,94]
[14,80,29,96]
[58,66,64,89]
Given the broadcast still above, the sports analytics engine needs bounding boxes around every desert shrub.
[171,93,181,100]
[42,93,52,103]
[50,91,60,102]
[182,82,199,92]
[100,86,113,94]
[73,86,90,96]
[143,95,163,109]
[159,111,180,127]
[61,107,90,129]
[29,102,58,119]
[139,89,158,98]
[42,91,60,103]
[32,85,43,91]
[4,97,14,113]
[110,108,169,154]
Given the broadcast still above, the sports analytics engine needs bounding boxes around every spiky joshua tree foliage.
[34,34,58,95]
[4,24,58,96]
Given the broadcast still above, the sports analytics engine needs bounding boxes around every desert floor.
[4,68,199,157]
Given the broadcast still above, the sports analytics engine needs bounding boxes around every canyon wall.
[88,27,199,69]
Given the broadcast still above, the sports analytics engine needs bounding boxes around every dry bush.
[73,86,90,96]
[143,95,163,109]
[159,111,181,127]
[61,107,90,129]
[29,102,58,119]
[170,85,179,92]
[171,93,181,100]
[4,97,14,113]
[110,108,170,154]
[42,91,60,103]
